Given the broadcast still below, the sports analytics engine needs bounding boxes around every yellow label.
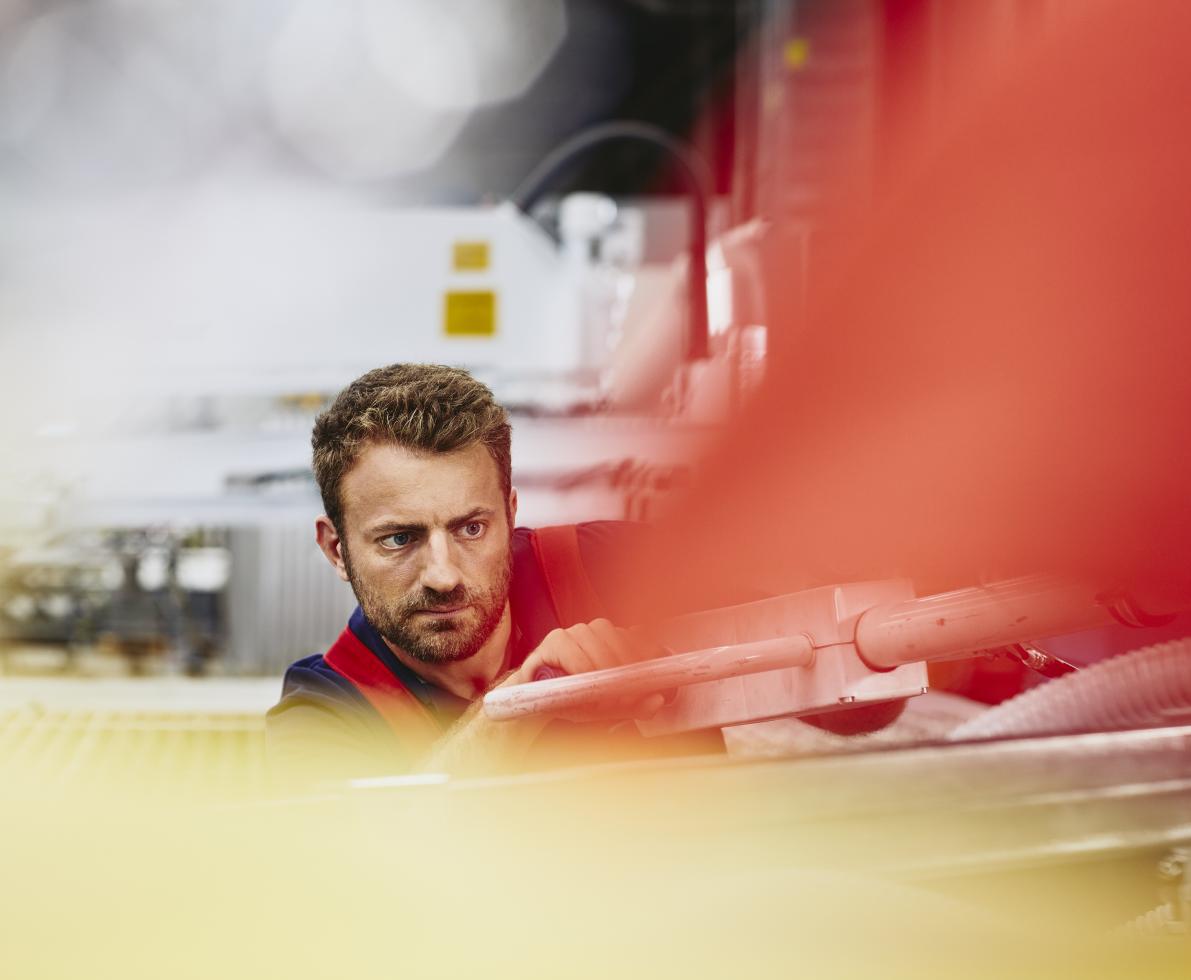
[452,241,490,271]
[443,290,497,337]
[783,37,810,70]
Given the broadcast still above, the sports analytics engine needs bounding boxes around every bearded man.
[266,363,679,784]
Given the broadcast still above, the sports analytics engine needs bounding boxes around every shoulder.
[510,521,655,641]
[266,651,401,786]
[512,521,650,573]
[571,520,654,564]
[267,651,376,744]
[572,521,660,625]
[274,653,368,711]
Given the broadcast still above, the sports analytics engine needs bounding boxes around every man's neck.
[384,603,513,701]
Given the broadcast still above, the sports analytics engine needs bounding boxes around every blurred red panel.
[644,0,1191,615]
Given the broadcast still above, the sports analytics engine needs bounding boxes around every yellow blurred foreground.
[1,716,1188,979]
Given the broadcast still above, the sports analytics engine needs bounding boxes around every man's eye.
[462,522,484,538]
[380,532,413,549]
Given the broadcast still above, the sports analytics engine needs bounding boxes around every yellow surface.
[0,706,265,799]
[444,289,497,337]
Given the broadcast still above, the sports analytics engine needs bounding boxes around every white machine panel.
[2,194,585,409]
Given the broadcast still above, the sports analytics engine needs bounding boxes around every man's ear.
[508,486,518,530]
[315,515,350,583]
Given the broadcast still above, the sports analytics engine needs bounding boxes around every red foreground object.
[640,0,1191,620]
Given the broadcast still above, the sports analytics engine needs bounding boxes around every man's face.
[332,442,514,665]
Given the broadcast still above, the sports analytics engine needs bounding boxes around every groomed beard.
[342,541,513,666]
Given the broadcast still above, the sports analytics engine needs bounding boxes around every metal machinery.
[0,529,230,676]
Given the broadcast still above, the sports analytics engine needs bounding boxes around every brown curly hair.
[312,364,512,530]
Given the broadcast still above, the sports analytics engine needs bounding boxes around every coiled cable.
[948,637,1191,741]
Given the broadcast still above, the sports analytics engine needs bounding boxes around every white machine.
[5,193,612,410]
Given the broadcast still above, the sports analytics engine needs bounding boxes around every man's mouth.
[415,604,469,617]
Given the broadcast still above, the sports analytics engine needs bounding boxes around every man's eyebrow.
[366,508,495,537]
[367,519,428,537]
[448,507,495,527]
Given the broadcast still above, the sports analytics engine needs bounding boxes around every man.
[266,363,672,784]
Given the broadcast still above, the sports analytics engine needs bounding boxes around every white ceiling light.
[266,0,470,180]
[365,0,567,112]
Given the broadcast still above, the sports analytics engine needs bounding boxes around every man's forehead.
[340,441,504,527]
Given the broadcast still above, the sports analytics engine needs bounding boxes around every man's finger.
[565,621,617,672]
[587,618,637,667]
[536,627,594,675]
[592,618,670,667]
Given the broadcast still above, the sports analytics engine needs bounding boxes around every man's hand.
[419,620,669,775]
[500,619,669,723]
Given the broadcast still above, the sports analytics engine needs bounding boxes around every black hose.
[509,120,713,361]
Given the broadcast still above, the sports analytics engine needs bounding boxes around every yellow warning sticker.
[452,241,490,271]
[444,290,497,337]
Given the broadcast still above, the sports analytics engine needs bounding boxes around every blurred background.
[0,0,737,685]
[0,0,1092,686]
[0,0,832,685]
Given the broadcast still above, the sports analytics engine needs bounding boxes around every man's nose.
[420,530,463,594]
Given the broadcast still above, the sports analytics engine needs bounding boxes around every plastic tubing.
[948,638,1191,741]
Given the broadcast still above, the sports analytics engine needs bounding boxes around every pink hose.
[948,638,1191,741]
